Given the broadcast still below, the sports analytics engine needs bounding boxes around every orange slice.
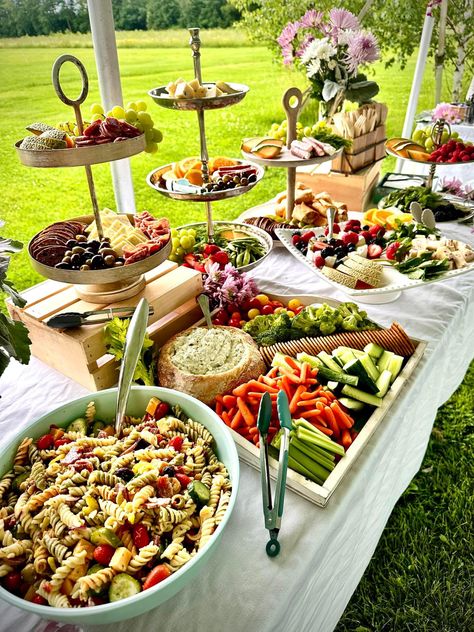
[176,156,200,178]
[209,156,238,172]
[184,168,204,186]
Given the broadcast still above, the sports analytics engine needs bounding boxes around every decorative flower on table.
[432,103,463,125]
[278,8,380,119]
[439,176,474,201]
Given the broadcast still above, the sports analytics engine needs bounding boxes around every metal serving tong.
[46,306,154,329]
[258,390,292,557]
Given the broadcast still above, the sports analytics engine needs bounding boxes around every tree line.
[0,0,240,38]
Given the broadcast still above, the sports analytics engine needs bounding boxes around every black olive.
[66,240,77,249]
[328,238,339,246]
[64,250,73,257]
[362,225,370,230]
[91,254,104,269]
[55,262,70,269]
[115,468,134,482]
[72,246,85,255]
[62,256,71,264]
[80,264,90,271]
[248,174,257,183]
[88,240,101,253]
[162,466,175,477]
[240,177,248,186]
[70,253,81,267]
[76,234,88,243]
[135,438,149,450]
[335,247,346,257]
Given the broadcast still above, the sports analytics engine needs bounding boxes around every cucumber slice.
[67,417,88,435]
[109,573,141,602]
[327,381,340,392]
[387,354,404,383]
[375,370,392,397]
[332,347,357,366]
[341,385,383,407]
[377,350,394,373]
[343,358,379,394]
[364,342,384,359]
[90,527,122,548]
[359,353,380,382]
[187,481,210,506]
[316,366,358,386]
[317,351,342,373]
[296,352,324,370]
[338,397,365,412]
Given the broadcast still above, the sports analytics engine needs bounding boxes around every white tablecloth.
[1,222,473,632]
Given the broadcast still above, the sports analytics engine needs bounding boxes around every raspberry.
[315,255,325,268]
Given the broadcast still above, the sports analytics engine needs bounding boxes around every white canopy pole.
[87,0,136,213]
[397,7,435,172]
[434,0,449,106]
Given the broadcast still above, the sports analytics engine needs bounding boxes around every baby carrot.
[223,395,237,408]
[233,383,249,398]
[261,375,278,387]
[215,394,224,404]
[252,433,260,445]
[267,367,279,378]
[299,409,322,420]
[221,411,230,425]
[330,401,353,429]
[215,401,223,416]
[279,366,301,384]
[300,389,319,400]
[246,380,279,393]
[230,410,244,430]
[289,385,307,414]
[311,423,333,436]
[316,401,326,411]
[296,399,318,408]
[248,427,259,436]
[324,406,341,438]
[284,355,300,371]
[299,362,309,384]
[341,429,352,450]
[237,397,256,427]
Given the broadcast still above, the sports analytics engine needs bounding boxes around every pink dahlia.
[278,21,299,48]
[296,34,316,58]
[432,102,462,124]
[329,8,360,30]
[346,31,380,73]
[299,9,324,28]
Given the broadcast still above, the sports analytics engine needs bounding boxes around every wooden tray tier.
[148,83,249,111]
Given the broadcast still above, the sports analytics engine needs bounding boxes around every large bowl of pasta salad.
[0,386,239,624]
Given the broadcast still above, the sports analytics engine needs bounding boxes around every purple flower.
[299,9,324,28]
[440,176,464,196]
[281,44,294,66]
[296,34,315,58]
[277,21,299,48]
[203,262,257,309]
[329,8,360,30]
[346,31,380,73]
[432,102,462,124]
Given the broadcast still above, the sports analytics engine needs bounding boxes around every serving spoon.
[115,297,150,437]
[197,293,213,328]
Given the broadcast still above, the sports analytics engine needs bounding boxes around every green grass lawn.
[1,34,473,631]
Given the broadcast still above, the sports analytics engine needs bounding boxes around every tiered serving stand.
[146,27,267,252]
[15,54,172,303]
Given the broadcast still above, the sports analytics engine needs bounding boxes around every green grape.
[137,112,153,129]
[145,129,154,142]
[412,129,425,143]
[441,131,450,143]
[179,229,188,237]
[187,235,195,247]
[145,141,158,154]
[152,128,163,143]
[172,237,180,250]
[134,121,144,133]
[271,123,279,131]
[187,229,196,237]
[303,126,312,136]
[90,103,104,116]
[106,110,114,118]
[136,101,147,112]
[175,246,185,256]
[180,236,192,249]
[451,131,459,139]
[126,101,137,111]
[91,113,103,122]
[171,228,178,238]
[111,106,126,119]
[125,109,138,123]
[168,253,179,262]
[425,138,434,151]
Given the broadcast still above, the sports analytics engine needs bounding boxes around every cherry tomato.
[270,301,284,309]
[225,302,240,314]
[228,318,241,328]
[287,298,302,311]
[255,294,269,305]
[261,304,274,315]
[215,309,229,324]
[3,571,21,592]
[168,436,183,451]
[246,297,262,310]
[286,310,295,318]
[212,317,225,326]
[132,524,150,549]
[247,308,260,320]
[36,434,54,450]
[176,473,192,488]
[154,402,169,420]
[239,320,247,328]
[54,438,72,448]
[31,594,47,605]
[294,305,305,315]
[230,311,242,321]
[93,544,115,566]
[274,307,286,314]
[143,565,171,590]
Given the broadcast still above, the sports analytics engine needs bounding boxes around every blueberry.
[347,243,356,252]
[329,238,339,246]
[321,247,335,257]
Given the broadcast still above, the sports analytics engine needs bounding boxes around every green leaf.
[345,79,380,104]
[0,313,31,373]
[322,79,341,102]
[1,279,27,308]
[0,237,23,255]
[104,317,155,385]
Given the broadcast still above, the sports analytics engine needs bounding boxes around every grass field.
[1,34,473,632]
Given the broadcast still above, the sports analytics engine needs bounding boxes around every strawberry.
[301,230,315,243]
[315,255,325,268]
[386,241,401,260]
[203,244,221,256]
[210,250,229,265]
[367,244,383,259]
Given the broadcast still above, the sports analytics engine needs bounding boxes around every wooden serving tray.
[195,293,427,507]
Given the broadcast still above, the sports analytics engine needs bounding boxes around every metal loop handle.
[52,54,89,107]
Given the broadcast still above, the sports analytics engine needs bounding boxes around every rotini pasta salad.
[0,397,232,608]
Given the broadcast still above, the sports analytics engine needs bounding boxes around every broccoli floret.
[292,304,342,337]
[338,302,375,332]
[243,312,293,346]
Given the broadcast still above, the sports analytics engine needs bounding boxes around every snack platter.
[148,82,249,111]
[276,227,474,301]
[385,145,474,166]
[146,159,264,202]
[241,146,342,168]
[193,293,427,507]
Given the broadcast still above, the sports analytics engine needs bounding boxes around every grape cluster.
[89,101,163,154]
[411,126,461,151]
[267,120,328,144]
[169,227,197,263]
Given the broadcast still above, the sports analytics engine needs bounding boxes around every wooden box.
[331,124,386,174]
[7,261,203,391]
[295,160,382,212]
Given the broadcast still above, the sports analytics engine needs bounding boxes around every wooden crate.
[190,294,426,507]
[295,160,381,212]
[7,261,203,391]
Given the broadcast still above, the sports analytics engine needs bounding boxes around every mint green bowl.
[0,386,239,624]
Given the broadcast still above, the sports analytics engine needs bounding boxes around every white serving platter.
[191,293,426,507]
[275,227,474,304]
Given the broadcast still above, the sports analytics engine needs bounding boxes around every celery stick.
[288,454,324,485]
[292,436,335,462]
[291,437,335,471]
[296,426,335,449]
[296,427,345,456]
[289,445,331,483]
[293,418,332,440]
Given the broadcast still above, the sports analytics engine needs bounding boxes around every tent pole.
[397,6,435,172]
[435,0,449,106]
[87,0,136,213]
